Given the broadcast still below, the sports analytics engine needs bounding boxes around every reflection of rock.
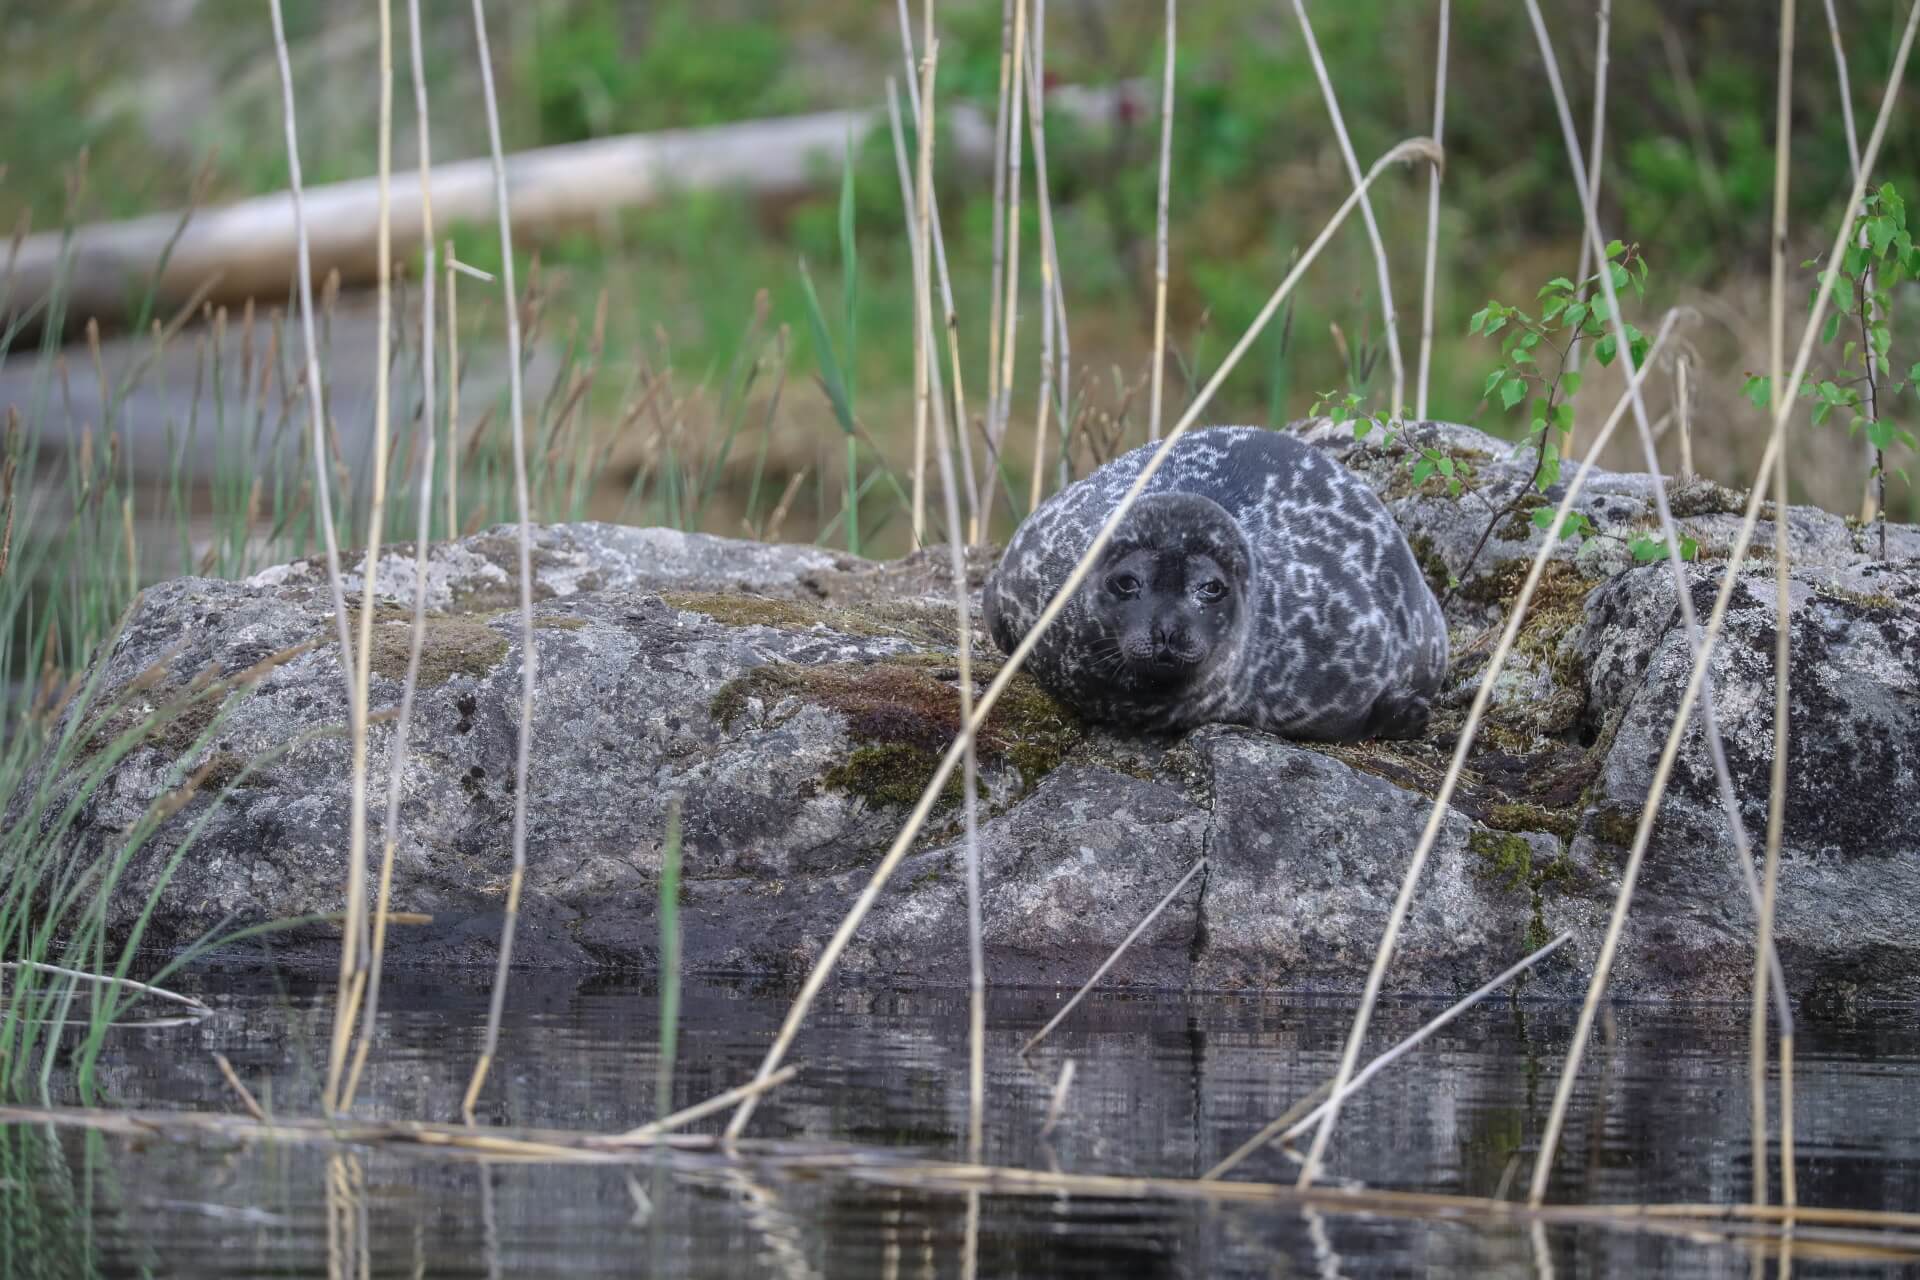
[23,422,1920,1002]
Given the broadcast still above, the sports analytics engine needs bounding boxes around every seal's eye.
[1107,573,1141,598]
[1195,579,1226,603]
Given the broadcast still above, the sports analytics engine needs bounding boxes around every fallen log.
[3,82,1148,333]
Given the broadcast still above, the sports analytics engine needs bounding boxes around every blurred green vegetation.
[5,0,1920,517]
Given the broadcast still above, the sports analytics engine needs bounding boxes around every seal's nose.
[1149,619,1187,667]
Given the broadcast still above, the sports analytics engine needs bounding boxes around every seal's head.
[1084,492,1254,697]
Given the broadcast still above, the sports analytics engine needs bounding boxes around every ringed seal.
[982,425,1448,742]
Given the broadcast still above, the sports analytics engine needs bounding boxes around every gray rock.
[22,427,1920,1005]
[1570,559,1920,1003]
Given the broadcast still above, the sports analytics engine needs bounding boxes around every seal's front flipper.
[1363,688,1431,741]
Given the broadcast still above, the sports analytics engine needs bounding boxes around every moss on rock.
[1484,801,1577,842]
[1469,829,1533,892]
[663,592,960,646]
[711,653,1083,809]
[337,610,510,688]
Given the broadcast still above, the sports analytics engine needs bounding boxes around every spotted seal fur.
[982,426,1447,741]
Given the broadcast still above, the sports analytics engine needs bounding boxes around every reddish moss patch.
[712,655,1082,808]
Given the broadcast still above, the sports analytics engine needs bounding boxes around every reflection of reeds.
[12,1099,1920,1264]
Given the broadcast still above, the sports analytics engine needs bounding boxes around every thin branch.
[723,137,1442,1142]
[461,0,538,1126]
[1564,0,1612,383]
[1819,0,1886,537]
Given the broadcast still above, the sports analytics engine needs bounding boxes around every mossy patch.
[145,688,227,757]
[1665,475,1748,519]
[1468,825,1579,961]
[1407,534,1453,598]
[195,751,249,791]
[334,609,509,688]
[1813,585,1906,613]
[1496,491,1552,541]
[825,745,971,808]
[711,654,1083,809]
[1376,441,1494,501]
[1469,829,1533,892]
[663,591,960,646]
[1484,801,1577,842]
[1589,804,1643,850]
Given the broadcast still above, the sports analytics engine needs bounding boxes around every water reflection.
[4,970,1918,1277]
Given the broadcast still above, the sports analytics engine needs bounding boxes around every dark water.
[5,971,1919,1278]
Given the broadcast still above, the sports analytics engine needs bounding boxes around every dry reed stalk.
[445,239,460,540]
[988,0,1030,518]
[1676,353,1694,477]
[1753,0,1799,1221]
[722,137,1441,1142]
[1290,0,1405,418]
[269,0,363,1112]
[1291,312,1679,1192]
[1146,0,1177,441]
[914,24,989,1159]
[1025,6,1065,511]
[340,0,441,1116]
[1564,0,1612,385]
[1518,0,1919,1207]
[1018,857,1205,1057]
[461,0,538,1126]
[1415,0,1450,420]
[1038,1059,1075,1138]
[909,89,930,558]
[611,1065,800,1143]
[893,0,981,541]
[213,1053,267,1121]
[322,0,397,1115]
[982,0,1017,532]
[1,961,211,1015]
[1206,932,1570,1181]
